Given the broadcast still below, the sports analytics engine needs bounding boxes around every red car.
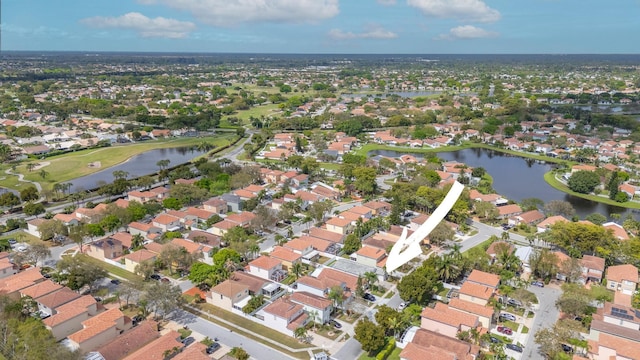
[497,326,512,335]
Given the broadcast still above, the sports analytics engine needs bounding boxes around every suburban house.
[20,279,62,301]
[209,220,238,236]
[581,255,606,284]
[203,197,227,214]
[43,295,99,341]
[122,330,183,360]
[248,256,286,282]
[497,204,523,219]
[269,246,302,271]
[170,237,214,264]
[37,287,82,317]
[151,214,181,232]
[458,281,494,306]
[123,249,157,273]
[290,291,333,324]
[127,222,162,239]
[67,308,131,353]
[509,210,545,226]
[308,227,345,244]
[466,270,501,290]
[0,268,45,298]
[420,302,480,338]
[325,217,354,235]
[208,279,250,313]
[225,211,257,227]
[0,253,17,279]
[448,298,495,329]
[606,264,638,295]
[92,321,160,360]
[26,218,48,238]
[86,238,124,261]
[351,246,387,269]
[603,222,630,240]
[220,193,242,212]
[256,297,308,337]
[537,215,569,232]
[363,200,392,216]
[588,302,640,360]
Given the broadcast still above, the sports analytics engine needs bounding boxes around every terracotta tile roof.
[172,342,209,360]
[124,249,157,263]
[537,215,568,229]
[308,227,344,243]
[516,210,545,224]
[231,271,270,294]
[211,279,249,299]
[185,207,215,220]
[186,230,220,247]
[166,210,188,219]
[152,214,180,225]
[20,279,62,299]
[498,204,522,216]
[582,255,605,272]
[284,237,313,252]
[603,222,630,240]
[123,330,182,360]
[595,333,640,360]
[363,201,392,210]
[249,255,281,270]
[225,211,256,225]
[400,342,456,360]
[326,217,352,227]
[355,245,386,260]
[68,308,124,344]
[234,189,257,199]
[421,302,478,328]
[486,241,513,256]
[339,211,364,222]
[270,246,302,263]
[171,238,212,255]
[0,268,44,295]
[290,291,332,310]
[110,232,133,248]
[128,222,154,232]
[53,213,77,223]
[263,297,303,319]
[459,282,494,300]
[33,286,80,309]
[43,295,96,328]
[466,270,501,289]
[144,242,164,254]
[411,328,480,360]
[286,312,308,331]
[318,268,358,292]
[448,298,495,318]
[203,197,227,208]
[606,264,638,284]
[211,219,238,230]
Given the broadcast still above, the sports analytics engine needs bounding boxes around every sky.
[1,0,639,54]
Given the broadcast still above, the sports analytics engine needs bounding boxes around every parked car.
[7,239,16,245]
[110,279,120,285]
[507,299,522,307]
[506,344,523,353]
[532,281,544,287]
[497,326,512,335]
[330,320,342,329]
[500,313,516,321]
[562,344,573,353]
[132,315,144,325]
[363,293,376,302]
[150,274,161,281]
[206,342,221,354]
[489,336,500,343]
[181,337,195,346]
[398,302,408,310]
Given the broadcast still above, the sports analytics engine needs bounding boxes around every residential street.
[519,283,562,360]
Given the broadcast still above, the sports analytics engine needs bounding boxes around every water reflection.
[370,148,634,219]
[70,146,208,192]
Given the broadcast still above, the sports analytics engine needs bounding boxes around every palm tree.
[38,169,48,179]
[291,262,304,279]
[196,141,215,152]
[501,231,510,241]
[450,243,463,261]
[328,286,344,311]
[294,327,307,342]
[436,254,460,284]
[26,163,36,172]
[156,159,170,171]
[363,271,378,292]
[309,310,320,331]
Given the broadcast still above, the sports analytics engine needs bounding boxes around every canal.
[370,148,634,219]
[70,146,208,192]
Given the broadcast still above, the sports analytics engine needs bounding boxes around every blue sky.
[2,0,639,53]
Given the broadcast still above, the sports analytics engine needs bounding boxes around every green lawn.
[0,230,43,245]
[357,346,402,360]
[76,254,143,283]
[544,171,640,209]
[187,303,312,359]
[4,135,235,192]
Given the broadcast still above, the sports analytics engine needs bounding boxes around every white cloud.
[328,25,398,40]
[80,12,196,38]
[139,0,339,27]
[377,0,397,5]
[407,0,501,23]
[435,25,498,40]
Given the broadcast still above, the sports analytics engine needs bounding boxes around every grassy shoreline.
[2,135,235,191]
[544,171,640,209]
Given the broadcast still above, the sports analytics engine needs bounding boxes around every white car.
[15,245,28,252]
[398,302,408,310]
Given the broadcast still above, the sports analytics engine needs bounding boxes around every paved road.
[520,284,562,360]
[170,308,295,360]
[333,338,363,360]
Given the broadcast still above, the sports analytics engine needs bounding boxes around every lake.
[370,148,634,219]
[70,146,208,192]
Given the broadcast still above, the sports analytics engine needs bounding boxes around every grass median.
[544,171,640,209]
[185,303,313,359]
